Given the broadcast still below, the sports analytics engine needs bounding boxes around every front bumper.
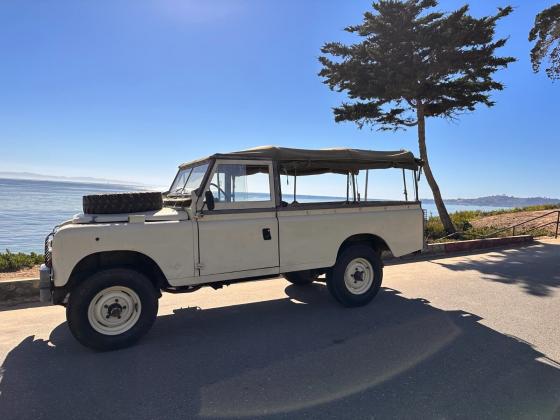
[39,264,53,303]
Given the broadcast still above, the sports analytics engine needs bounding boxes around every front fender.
[51,220,195,287]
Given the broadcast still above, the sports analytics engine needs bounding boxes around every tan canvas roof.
[180,145,422,174]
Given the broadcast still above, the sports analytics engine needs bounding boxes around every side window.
[280,172,348,204]
[208,163,272,207]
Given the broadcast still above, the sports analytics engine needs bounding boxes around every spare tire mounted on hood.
[82,192,163,215]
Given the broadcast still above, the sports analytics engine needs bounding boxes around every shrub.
[0,250,44,272]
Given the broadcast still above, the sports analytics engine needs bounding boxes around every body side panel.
[278,204,423,271]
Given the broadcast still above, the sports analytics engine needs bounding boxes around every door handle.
[262,228,272,240]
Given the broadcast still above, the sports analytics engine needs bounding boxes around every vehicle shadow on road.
[1,285,559,419]
[433,242,560,297]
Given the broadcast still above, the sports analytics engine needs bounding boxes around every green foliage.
[467,204,560,218]
[425,210,485,241]
[529,4,560,80]
[0,250,44,272]
[319,0,515,130]
[425,216,447,240]
[505,204,560,213]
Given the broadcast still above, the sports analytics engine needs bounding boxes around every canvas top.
[180,145,422,174]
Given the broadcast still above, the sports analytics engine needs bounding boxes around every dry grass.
[471,209,560,236]
[426,206,560,242]
[0,264,41,281]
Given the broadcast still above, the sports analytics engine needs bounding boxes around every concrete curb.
[0,235,536,305]
[386,235,535,263]
[426,234,534,255]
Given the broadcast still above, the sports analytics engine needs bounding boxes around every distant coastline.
[423,195,560,208]
[0,172,170,191]
[0,171,144,188]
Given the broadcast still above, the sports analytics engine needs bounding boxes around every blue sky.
[0,0,558,199]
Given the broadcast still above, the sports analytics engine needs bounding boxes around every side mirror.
[204,190,215,211]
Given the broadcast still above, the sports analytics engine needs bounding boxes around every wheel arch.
[61,251,169,301]
[337,233,391,260]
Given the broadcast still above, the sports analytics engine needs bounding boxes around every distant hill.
[0,171,144,187]
[422,195,560,208]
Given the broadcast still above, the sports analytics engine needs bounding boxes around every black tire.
[83,192,163,215]
[326,270,341,303]
[282,270,317,285]
[327,245,383,307]
[66,268,159,351]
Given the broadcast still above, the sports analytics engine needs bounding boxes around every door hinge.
[195,262,205,270]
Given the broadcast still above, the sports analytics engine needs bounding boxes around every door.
[196,160,279,276]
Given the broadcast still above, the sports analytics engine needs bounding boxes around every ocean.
[0,178,507,253]
[0,178,142,253]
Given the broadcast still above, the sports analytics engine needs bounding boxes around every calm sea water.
[0,178,141,253]
[0,178,506,253]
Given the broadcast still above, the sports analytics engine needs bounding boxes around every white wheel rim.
[343,258,374,295]
[87,286,142,336]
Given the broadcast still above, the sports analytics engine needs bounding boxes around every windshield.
[169,163,209,195]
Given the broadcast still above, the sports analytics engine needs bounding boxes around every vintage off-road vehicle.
[40,146,424,350]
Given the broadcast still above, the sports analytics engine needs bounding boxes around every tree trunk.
[416,104,456,234]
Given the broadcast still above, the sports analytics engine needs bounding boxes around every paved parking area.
[1,240,559,419]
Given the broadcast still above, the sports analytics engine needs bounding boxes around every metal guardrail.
[437,210,560,241]
[482,210,559,239]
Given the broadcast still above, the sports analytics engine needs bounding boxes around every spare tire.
[83,192,163,215]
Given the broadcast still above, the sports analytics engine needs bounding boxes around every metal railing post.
[556,211,559,239]
[293,168,297,203]
[364,170,369,201]
[352,173,357,202]
[346,173,350,203]
[402,169,408,201]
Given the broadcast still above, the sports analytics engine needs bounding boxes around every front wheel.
[327,245,383,307]
[67,268,159,351]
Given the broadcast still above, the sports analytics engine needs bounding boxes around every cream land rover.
[40,146,425,350]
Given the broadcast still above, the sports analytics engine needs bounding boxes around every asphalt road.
[1,240,560,419]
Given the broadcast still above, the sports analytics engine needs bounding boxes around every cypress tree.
[529,3,560,80]
[319,0,515,234]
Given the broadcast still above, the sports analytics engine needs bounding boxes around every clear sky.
[0,0,558,199]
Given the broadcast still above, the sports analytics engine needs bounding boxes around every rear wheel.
[327,245,383,307]
[283,270,318,285]
[67,268,159,351]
